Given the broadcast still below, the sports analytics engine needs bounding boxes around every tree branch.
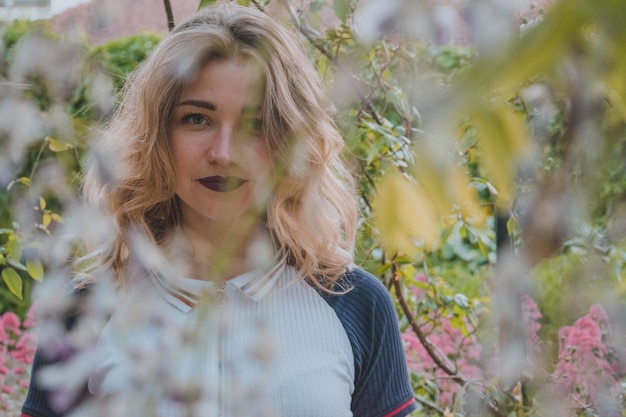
[392,262,507,417]
[163,0,175,31]
[283,0,385,125]
[392,267,463,382]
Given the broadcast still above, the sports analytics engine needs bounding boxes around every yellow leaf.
[487,3,586,97]
[374,169,439,254]
[26,259,44,281]
[7,176,31,190]
[46,136,73,152]
[413,143,453,217]
[472,104,529,206]
[604,52,626,122]
[39,197,46,210]
[511,381,523,403]
[449,166,486,226]
[413,143,486,225]
[50,213,64,223]
[2,267,23,300]
[42,213,52,228]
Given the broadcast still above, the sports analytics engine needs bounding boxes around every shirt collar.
[150,254,287,314]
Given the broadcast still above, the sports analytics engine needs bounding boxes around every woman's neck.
[172,215,267,285]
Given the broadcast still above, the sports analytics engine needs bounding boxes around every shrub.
[0,306,37,414]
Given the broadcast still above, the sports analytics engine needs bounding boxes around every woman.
[22,3,416,417]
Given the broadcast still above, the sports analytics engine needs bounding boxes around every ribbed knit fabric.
[23,266,416,417]
[22,351,63,417]
[321,269,417,417]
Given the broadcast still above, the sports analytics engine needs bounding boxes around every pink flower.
[0,305,38,413]
[402,275,483,406]
[22,304,37,330]
[1,385,15,394]
[521,294,543,360]
[1,312,22,337]
[552,304,623,407]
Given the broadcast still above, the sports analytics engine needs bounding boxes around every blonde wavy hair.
[81,3,357,292]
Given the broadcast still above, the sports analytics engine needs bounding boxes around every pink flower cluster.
[402,276,626,414]
[402,275,543,407]
[0,306,37,412]
[553,304,625,408]
[402,275,483,406]
[520,293,542,359]
[403,319,483,406]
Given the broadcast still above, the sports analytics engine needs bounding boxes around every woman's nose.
[207,126,235,165]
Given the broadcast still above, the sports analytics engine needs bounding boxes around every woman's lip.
[198,176,248,192]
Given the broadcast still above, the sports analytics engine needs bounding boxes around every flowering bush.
[402,274,483,407]
[402,278,626,416]
[553,304,626,412]
[402,276,544,409]
[0,306,37,415]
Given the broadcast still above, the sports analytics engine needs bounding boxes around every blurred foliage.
[0,20,159,318]
[285,0,626,414]
[91,32,162,92]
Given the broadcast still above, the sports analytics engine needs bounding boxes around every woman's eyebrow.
[176,99,216,111]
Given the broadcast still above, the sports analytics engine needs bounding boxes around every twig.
[163,0,175,31]
[283,0,385,125]
[251,0,265,12]
[392,267,463,382]
[415,395,446,414]
[392,261,507,417]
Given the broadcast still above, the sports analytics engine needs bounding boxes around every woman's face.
[169,57,272,229]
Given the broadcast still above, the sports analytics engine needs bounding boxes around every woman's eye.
[181,113,208,125]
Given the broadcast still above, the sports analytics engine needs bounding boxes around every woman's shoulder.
[330,267,393,302]
[319,267,397,322]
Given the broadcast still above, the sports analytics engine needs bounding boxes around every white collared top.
[86,258,416,417]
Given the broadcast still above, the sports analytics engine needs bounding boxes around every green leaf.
[366,137,385,165]
[449,316,469,337]
[6,238,22,262]
[198,0,217,8]
[376,263,392,275]
[506,216,518,237]
[332,0,350,23]
[26,259,44,281]
[454,293,469,309]
[2,267,23,300]
[7,259,27,271]
[309,0,323,12]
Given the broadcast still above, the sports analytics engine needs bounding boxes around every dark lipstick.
[198,176,248,192]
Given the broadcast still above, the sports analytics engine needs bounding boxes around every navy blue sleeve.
[23,286,92,417]
[322,268,417,417]
[22,349,63,417]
